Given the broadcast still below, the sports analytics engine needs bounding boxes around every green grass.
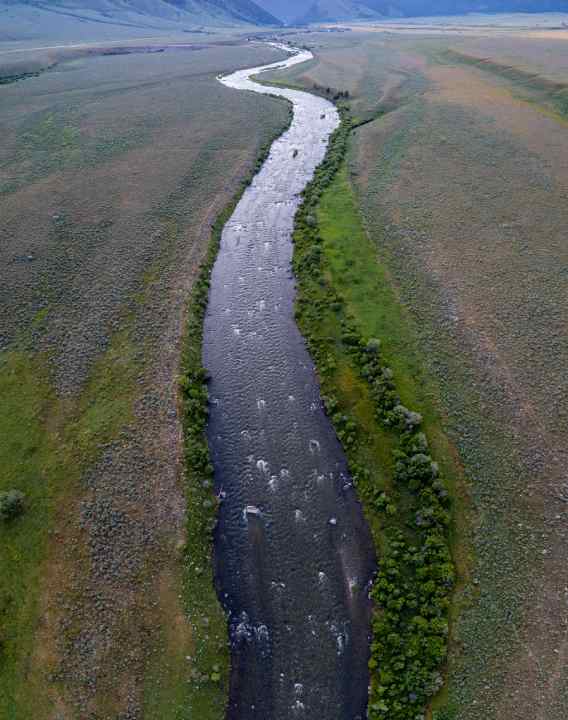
[0,353,58,717]
[319,163,466,529]
[0,333,140,719]
[321,167,433,408]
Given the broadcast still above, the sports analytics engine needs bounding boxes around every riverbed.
[203,46,376,720]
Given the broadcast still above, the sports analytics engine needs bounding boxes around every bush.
[366,338,382,354]
[432,709,457,720]
[0,490,25,522]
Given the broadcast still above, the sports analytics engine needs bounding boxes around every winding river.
[203,46,376,720]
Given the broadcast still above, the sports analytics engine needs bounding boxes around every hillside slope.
[287,0,568,23]
[299,0,380,23]
[252,0,304,23]
[0,0,281,40]
[366,0,568,16]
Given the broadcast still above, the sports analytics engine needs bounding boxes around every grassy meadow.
[0,40,291,719]
[273,25,568,720]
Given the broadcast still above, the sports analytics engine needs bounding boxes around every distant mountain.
[298,0,380,23]
[254,0,568,24]
[165,0,281,25]
[0,0,282,33]
[251,0,307,23]
[361,0,568,18]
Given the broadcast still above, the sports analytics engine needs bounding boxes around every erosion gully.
[203,46,376,720]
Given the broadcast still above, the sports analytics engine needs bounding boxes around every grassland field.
[268,26,568,720]
[0,39,291,719]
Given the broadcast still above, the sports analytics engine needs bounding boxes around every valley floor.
[3,18,568,720]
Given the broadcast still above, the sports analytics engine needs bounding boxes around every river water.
[203,46,376,720]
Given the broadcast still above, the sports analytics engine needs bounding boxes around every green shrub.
[366,338,382,354]
[433,708,457,720]
[0,491,25,522]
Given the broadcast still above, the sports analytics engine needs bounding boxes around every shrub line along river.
[203,46,376,720]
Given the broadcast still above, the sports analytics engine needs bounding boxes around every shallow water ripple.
[204,47,376,720]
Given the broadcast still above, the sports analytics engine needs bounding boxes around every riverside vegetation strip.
[179,106,293,720]
[185,57,464,718]
[291,108,465,720]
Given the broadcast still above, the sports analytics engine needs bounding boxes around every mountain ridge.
[0,0,282,34]
[255,0,568,24]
